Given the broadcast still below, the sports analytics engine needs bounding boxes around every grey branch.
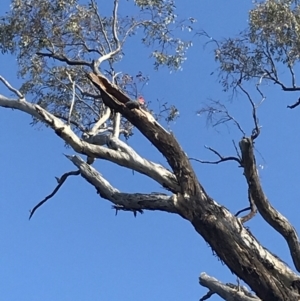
[67,155,178,214]
[240,137,300,272]
[237,84,261,140]
[190,145,241,165]
[199,273,260,301]
[36,52,92,68]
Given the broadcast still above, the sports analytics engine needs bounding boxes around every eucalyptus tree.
[1,1,300,300]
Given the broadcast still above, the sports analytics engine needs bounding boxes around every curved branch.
[29,170,80,219]
[240,137,300,272]
[238,84,260,140]
[190,145,241,165]
[88,106,111,136]
[67,155,178,213]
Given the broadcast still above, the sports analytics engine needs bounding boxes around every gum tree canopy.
[1,0,300,300]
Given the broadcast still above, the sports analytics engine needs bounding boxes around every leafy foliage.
[0,0,194,135]
[205,0,300,93]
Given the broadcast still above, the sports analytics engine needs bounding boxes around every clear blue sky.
[1,1,299,300]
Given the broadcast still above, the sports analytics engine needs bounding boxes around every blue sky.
[1,1,299,300]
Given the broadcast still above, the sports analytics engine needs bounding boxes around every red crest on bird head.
[138,96,145,104]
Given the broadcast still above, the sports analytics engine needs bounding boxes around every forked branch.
[190,145,241,165]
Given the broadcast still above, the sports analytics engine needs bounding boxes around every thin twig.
[238,84,260,140]
[239,189,257,223]
[287,98,300,109]
[29,170,80,219]
[235,206,251,217]
[232,140,242,162]
[190,145,241,165]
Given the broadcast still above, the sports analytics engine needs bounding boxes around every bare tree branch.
[88,106,111,136]
[240,137,300,271]
[235,189,257,224]
[237,84,261,140]
[190,145,241,165]
[29,170,80,219]
[199,273,261,301]
[198,99,246,136]
[67,155,178,213]
[287,98,300,109]
[36,52,92,68]
[0,75,24,99]
[91,0,112,53]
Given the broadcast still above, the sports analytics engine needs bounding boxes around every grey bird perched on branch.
[125,96,145,110]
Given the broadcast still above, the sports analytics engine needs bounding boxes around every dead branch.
[237,84,260,140]
[190,145,241,165]
[199,273,260,301]
[29,170,80,219]
[287,98,300,109]
[235,189,257,224]
[36,52,92,68]
[198,99,246,136]
[239,137,300,271]
[67,154,178,213]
